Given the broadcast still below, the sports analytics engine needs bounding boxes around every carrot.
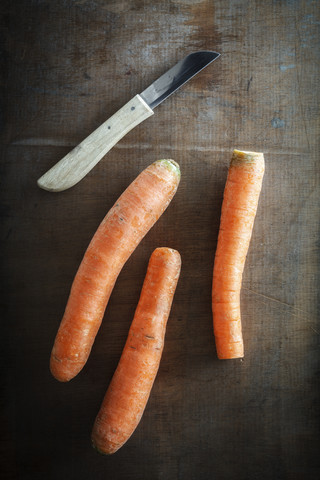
[212,149,265,359]
[91,247,181,455]
[50,160,180,382]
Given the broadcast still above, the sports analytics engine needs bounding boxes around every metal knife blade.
[140,51,220,109]
[37,51,220,192]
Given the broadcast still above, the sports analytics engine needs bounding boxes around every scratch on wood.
[242,287,314,318]
[310,326,320,335]
[293,17,312,153]
[9,138,311,156]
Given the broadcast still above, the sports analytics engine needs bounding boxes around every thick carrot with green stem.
[212,150,265,359]
[91,247,181,455]
[50,160,180,382]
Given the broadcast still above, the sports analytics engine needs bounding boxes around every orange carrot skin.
[212,150,265,359]
[91,247,181,455]
[50,160,180,382]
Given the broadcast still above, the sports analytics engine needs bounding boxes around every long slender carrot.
[50,160,180,382]
[212,150,265,359]
[91,247,181,455]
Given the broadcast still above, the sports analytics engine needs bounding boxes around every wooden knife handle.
[37,94,154,192]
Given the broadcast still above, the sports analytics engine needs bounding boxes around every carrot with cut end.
[50,160,180,382]
[91,247,181,455]
[212,150,265,359]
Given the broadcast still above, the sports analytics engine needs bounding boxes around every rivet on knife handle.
[37,51,220,192]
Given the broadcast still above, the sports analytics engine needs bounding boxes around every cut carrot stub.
[50,160,180,382]
[91,247,181,455]
[212,149,265,359]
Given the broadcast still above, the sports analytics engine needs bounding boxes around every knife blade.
[37,51,220,192]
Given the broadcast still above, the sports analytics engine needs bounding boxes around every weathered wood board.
[1,1,319,479]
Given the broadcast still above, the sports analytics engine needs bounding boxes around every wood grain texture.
[1,0,319,479]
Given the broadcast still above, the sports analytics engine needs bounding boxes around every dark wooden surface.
[1,1,319,479]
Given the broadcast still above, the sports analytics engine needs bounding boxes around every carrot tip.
[91,441,113,455]
[217,354,244,360]
[231,149,264,166]
[91,439,119,457]
[154,159,180,178]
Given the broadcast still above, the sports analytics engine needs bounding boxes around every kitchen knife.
[37,50,220,192]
